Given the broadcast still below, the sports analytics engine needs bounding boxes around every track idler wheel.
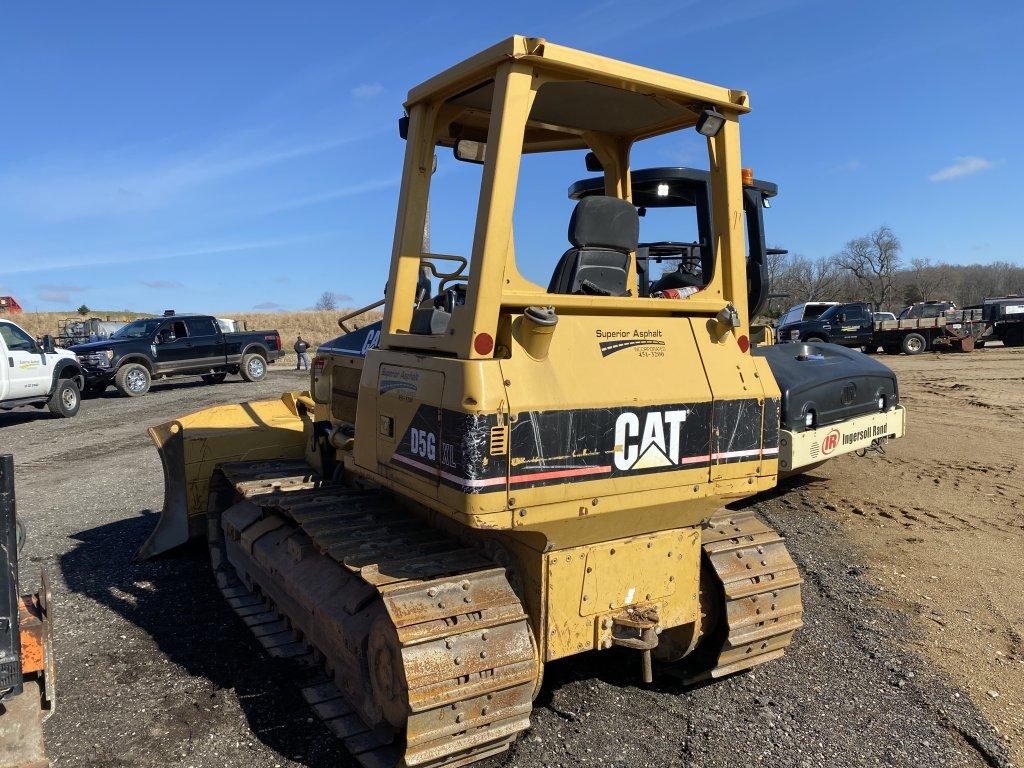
[367,613,408,733]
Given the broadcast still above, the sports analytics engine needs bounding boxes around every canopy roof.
[406,36,750,153]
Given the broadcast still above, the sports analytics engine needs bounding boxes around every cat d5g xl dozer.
[137,37,905,767]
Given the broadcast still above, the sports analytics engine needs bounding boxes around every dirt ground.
[0,351,1019,767]
[801,346,1024,762]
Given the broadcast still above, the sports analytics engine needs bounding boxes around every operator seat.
[548,196,638,297]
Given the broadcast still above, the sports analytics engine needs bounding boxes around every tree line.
[766,225,1024,316]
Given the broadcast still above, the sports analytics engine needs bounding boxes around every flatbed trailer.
[872,309,987,354]
[970,296,1024,348]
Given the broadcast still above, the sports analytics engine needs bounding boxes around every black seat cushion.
[568,196,639,250]
[548,248,631,296]
[548,196,639,296]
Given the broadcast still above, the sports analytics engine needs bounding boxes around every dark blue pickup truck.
[71,313,283,396]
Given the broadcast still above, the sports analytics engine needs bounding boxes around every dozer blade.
[134,392,309,561]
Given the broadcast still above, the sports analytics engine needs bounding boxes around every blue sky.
[1,1,1020,314]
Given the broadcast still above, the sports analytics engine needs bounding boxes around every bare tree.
[907,257,947,303]
[835,226,902,310]
[778,254,843,304]
[314,291,337,311]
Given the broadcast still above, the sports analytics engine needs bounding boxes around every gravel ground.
[0,367,1012,768]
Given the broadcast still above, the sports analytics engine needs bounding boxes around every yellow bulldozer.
[137,37,906,768]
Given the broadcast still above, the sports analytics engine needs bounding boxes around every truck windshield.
[817,306,841,321]
[111,319,164,339]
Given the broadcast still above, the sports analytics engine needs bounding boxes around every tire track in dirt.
[802,347,1024,761]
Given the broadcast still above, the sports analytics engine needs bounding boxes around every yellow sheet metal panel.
[353,313,783,534]
[500,314,713,510]
[375,364,445,496]
[354,349,512,517]
[689,317,776,482]
[580,535,680,616]
[544,528,700,661]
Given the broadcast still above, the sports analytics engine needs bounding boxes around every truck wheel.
[805,335,827,344]
[115,363,152,396]
[240,353,267,382]
[47,379,81,417]
[901,333,927,355]
[201,372,227,385]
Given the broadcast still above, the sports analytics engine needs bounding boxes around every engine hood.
[70,338,139,354]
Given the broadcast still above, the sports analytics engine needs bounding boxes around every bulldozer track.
[696,509,804,679]
[205,459,538,768]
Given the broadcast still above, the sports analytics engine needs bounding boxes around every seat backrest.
[548,196,639,296]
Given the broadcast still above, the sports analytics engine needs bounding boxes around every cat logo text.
[614,409,690,471]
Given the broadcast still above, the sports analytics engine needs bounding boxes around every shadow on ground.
[58,513,356,768]
[0,408,62,427]
[54,511,708,768]
[81,378,255,400]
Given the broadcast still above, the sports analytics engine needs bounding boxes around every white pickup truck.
[0,318,85,418]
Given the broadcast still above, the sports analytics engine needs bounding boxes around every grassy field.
[8,309,381,363]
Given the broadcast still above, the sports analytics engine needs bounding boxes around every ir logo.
[821,428,840,455]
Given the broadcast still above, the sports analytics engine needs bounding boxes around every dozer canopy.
[381,35,756,365]
[406,36,749,153]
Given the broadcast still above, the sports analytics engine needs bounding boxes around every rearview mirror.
[41,334,55,354]
[584,151,603,172]
[453,139,486,164]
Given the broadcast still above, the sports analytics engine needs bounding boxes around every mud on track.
[0,358,1016,767]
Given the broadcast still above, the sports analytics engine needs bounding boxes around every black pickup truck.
[71,313,283,396]
[776,302,875,348]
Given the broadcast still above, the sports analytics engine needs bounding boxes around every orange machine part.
[18,595,46,675]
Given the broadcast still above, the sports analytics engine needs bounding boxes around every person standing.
[294,335,310,371]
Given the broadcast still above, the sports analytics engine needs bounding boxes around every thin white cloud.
[0,233,329,276]
[0,127,385,221]
[928,156,997,182]
[39,290,70,304]
[253,301,284,310]
[351,82,384,100]
[259,177,399,215]
[38,282,89,292]
[829,159,861,174]
[141,279,184,289]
